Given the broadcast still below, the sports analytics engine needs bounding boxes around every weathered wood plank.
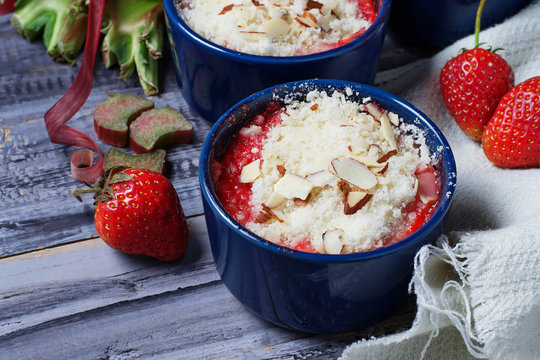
[0,214,415,359]
[0,216,217,337]
[0,280,414,360]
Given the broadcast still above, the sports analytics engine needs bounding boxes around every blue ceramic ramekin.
[164,0,392,122]
[199,79,456,333]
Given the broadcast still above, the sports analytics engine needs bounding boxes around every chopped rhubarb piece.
[415,164,439,204]
[94,93,154,147]
[104,147,166,174]
[354,0,378,23]
[415,162,431,174]
[129,106,193,154]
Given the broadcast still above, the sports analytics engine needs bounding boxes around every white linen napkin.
[341,1,540,359]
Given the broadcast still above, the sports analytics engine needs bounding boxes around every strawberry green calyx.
[11,0,88,65]
[101,0,164,96]
[72,166,132,204]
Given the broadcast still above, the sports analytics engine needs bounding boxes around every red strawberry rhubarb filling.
[214,89,440,254]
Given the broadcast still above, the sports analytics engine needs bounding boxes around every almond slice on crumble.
[254,204,282,224]
[344,190,373,215]
[322,229,344,254]
[240,159,261,183]
[274,173,314,200]
[332,157,377,190]
[379,112,398,150]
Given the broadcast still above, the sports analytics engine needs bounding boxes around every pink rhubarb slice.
[129,106,193,154]
[94,93,154,147]
[104,147,166,174]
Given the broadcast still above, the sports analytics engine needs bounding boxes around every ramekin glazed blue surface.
[389,0,531,49]
[164,0,391,122]
[199,79,456,333]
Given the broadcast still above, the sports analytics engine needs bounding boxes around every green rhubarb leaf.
[101,0,164,96]
[11,0,88,65]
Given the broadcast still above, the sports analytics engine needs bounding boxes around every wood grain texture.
[0,215,415,359]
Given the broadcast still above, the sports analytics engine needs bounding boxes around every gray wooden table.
[0,13,431,359]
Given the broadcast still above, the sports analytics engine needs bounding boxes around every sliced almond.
[219,4,234,15]
[254,204,282,224]
[388,111,400,127]
[274,174,314,200]
[377,149,398,163]
[266,192,286,208]
[239,31,266,41]
[332,157,377,190]
[315,13,331,31]
[263,17,289,37]
[294,16,311,27]
[306,0,323,10]
[320,5,336,18]
[372,162,389,175]
[302,10,318,27]
[306,170,336,188]
[367,144,382,162]
[239,159,261,183]
[294,193,311,206]
[322,229,344,255]
[365,102,383,121]
[352,155,380,168]
[337,179,351,200]
[323,0,338,11]
[344,191,373,215]
[379,112,398,150]
[276,164,286,177]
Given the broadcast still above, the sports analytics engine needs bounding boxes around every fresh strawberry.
[74,167,189,261]
[440,0,514,141]
[482,76,540,168]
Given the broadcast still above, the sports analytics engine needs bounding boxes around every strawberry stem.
[474,0,486,48]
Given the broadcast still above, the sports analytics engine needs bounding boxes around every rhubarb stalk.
[101,0,163,95]
[44,0,106,182]
[10,0,88,65]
